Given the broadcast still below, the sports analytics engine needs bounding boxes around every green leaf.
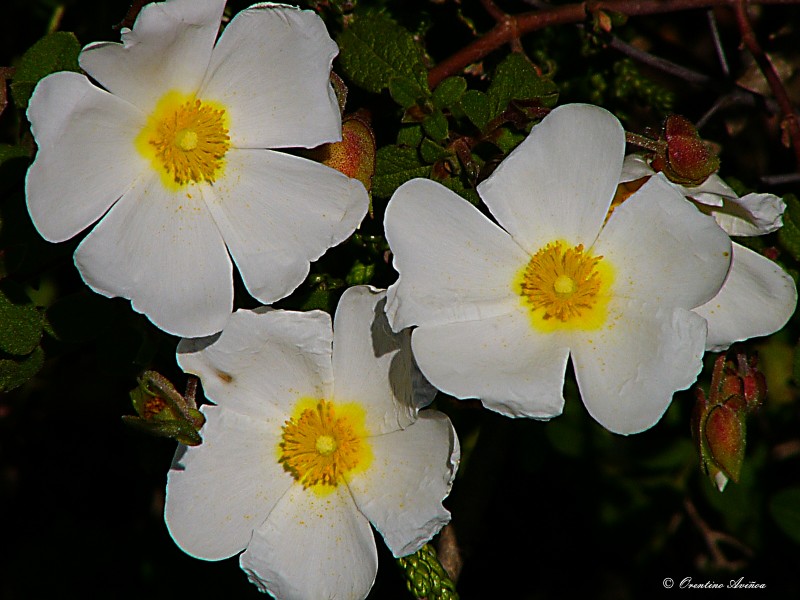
[419,138,449,164]
[769,487,800,544]
[373,145,431,199]
[0,144,29,166]
[0,282,43,355]
[489,127,526,154]
[432,76,467,110]
[388,77,424,109]
[779,194,800,262]
[0,346,44,392]
[422,109,449,144]
[11,32,81,109]
[486,52,559,121]
[459,90,491,131]
[396,124,424,147]
[336,12,430,101]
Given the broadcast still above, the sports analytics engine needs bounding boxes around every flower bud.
[692,352,765,491]
[309,111,376,197]
[651,115,720,186]
[704,402,746,484]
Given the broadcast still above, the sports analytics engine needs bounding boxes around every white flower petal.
[411,310,569,419]
[619,154,654,183]
[331,286,417,434]
[206,148,368,304]
[240,484,377,600]
[165,405,292,560]
[177,308,335,419]
[347,411,459,557]
[73,178,233,338]
[597,174,732,309]
[571,302,707,434]
[477,104,624,252]
[384,178,529,331]
[709,192,786,236]
[25,72,146,242]
[686,173,736,201]
[79,0,225,111]
[201,4,341,149]
[695,243,797,351]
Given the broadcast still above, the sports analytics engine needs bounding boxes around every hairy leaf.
[11,32,81,109]
[373,145,431,199]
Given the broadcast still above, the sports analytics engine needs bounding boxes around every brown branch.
[732,0,800,170]
[428,0,800,88]
[683,498,753,571]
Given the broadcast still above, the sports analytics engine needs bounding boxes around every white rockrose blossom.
[620,155,797,351]
[384,103,734,435]
[165,286,459,600]
[25,0,368,337]
[621,154,785,237]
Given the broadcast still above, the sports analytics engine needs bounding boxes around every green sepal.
[122,415,203,447]
[11,31,81,109]
[125,371,205,446]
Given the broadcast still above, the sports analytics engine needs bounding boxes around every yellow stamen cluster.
[279,400,363,488]
[138,93,230,187]
[520,241,604,322]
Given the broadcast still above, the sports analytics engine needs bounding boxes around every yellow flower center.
[279,399,370,491]
[135,91,230,189]
[517,241,613,331]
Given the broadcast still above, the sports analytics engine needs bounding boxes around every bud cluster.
[691,353,767,491]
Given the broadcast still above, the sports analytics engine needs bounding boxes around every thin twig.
[707,9,731,77]
[683,498,753,571]
[427,0,800,88]
[732,0,800,170]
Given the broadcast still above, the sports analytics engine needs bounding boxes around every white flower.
[384,104,734,435]
[25,0,368,337]
[620,155,797,351]
[621,154,785,237]
[165,286,459,599]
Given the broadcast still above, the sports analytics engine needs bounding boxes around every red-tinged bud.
[737,353,767,412]
[704,403,746,484]
[308,111,376,199]
[651,115,720,186]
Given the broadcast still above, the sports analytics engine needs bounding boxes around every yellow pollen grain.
[135,91,230,190]
[278,399,371,493]
[516,240,613,332]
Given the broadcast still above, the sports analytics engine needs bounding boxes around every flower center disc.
[136,91,230,189]
[279,400,364,489]
[518,241,611,330]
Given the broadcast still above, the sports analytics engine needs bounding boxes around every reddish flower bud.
[737,353,767,412]
[308,111,376,198]
[704,403,746,484]
[651,115,720,186]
